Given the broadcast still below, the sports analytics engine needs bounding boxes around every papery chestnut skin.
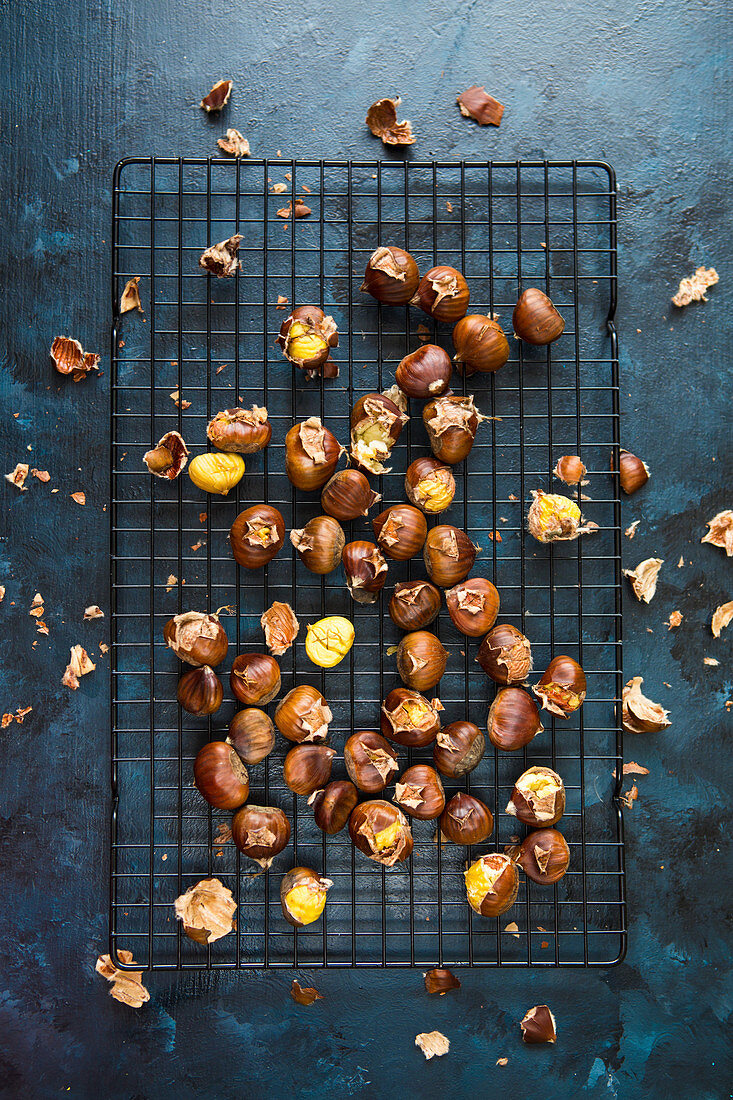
[389,580,442,631]
[280,866,333,927]
[506,765,565,828]
[164,611,228,667]
[277,306,338,376]
[361,245,419,304]
[342,540,388,604]
[177,666,223,716]
[372,504,427,561]
[411,265,470,323]
[230,653,281,706]
[321,468,380,520]
[423,524,477,587]
[445,577,499,637]
[231,804,291,868]
[423,394,487,464]
[393,764,445,820]
[349,392,407,476]
[452,315,509,374]
[395,344,452,399]
[513,828,570,884]
[290,514,345,575]
[512,288,565,346]
[381,687,442,747]
[348,799,413,866]
[440,792,494,845]
[477,624,532,685]
[283,744,335,796]
[396,631,448,691]
[285,417,343,491]
[193,741,249,809]
[344,730,399,793]
[275,685,332,743]
[405,457,456,515]
[533,655,587,718]
[207,405,271,454]
[227,708,275,765]
[464,852,519,917]
[230,505,285,569]
[310,780,359,834]
[486,687,543,751]
[432,720,485,779]
[618,448,650,495]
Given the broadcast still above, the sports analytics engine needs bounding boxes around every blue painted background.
[1,0,731,1096]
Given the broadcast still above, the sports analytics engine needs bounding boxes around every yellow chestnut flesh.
[374,821,402,851]
[283,884,327,925]
[188,452,245,495]
[305,616,355,667]
[287,321,328,362]
[464,858,503,910]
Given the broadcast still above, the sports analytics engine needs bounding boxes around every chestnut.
[348,800,413,866]
[275,685,332,743]
[230,505,285,569]
[207,405,271,454]
[280,866,333,927]
[618,448,650,494]
[231,804,291,868]
[527,490,593,544]
[381,687,442,747]
[396,631,448,691]
[350,392,407,475]
[432,720,485,778]
[177,665,223,716]
[533,655,586,718]
[395,344,452,399]
[452,315,509,374]
[445,577,499,637]
[423,394,488,464]
[285,417,343,491]
[513,828,570,884]
[321,468,380,520]
[423,525,477,587]
[283,744,335,795]
[277,306,338,377]
[440,792,494,845]
[193,741,249,809]
[342,540,388,604]
[227,708,275,765]
[389,580,441,631]
[361,245,419,304]
[553,454,586,486]
[512,288,565,345]
[393,764,445,820]
[372,504,427,560]
[164,610,228,667]
[411,265,469,322]
[506,765,565,827]
[477,624,532,685]
[310,780,358,834]
[230,653,281,706]
[486,687,542,750]
[344,730,398,793]
[290,514,345,574]
[464,853,518,917]
[405,457,456,515]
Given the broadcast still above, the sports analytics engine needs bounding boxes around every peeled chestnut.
[361,245,419,304]
[512,828,570,884]
[231,804,291,868]
[513,288,565,345]
[350,393,407,476]
[506,766,565,827]
[423,525,477,587]
[283,744,335,795]
[280,866,332,927]
[396,631,448,691]
[423,394,488,464]
[533,655,587,718]
[411,265,469,322]
[342,540,388,604]
[177,665,223,716]
[487,687,543,751]
[389,580,441,631]
[277,306,338,377]
[344,730,398,793]
[527,490,592,544]
[321,468,380,520]
[432,720,485,778]
[230,653,281,706]
[275,685,332,743]
[395,344,452,399]
[372,504,427,561]
[164,611,228,667]
[381,687,441,746]
[285,418,343,491]
[348,800,413,866]
[394,764,445,820]
[452,315,509,374]
[290,515,345,574]
[230,505,285,569]
[227,708,275,765]
[445,578,499,637]
[440,792,494,845]
[207,405,271,454]
[553,454,587,486]
[618,448,650,494]
[477,624,532,685]
[193,741,249,809]
[310,780,359,834]
[464,853,518,917]
[405,457,456,515]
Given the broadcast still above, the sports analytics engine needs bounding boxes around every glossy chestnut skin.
[486,687,543,751]
[275,685,332,743]
[285,418,343,491]
[395,344,452,399]
[230,505,285,569]
[396,631,448,691]
[440,792,494,845]
[506,766,565,827]
[342,540,388,604]
[464,853,519,917]
[207,406,272,453]
[321,468,380,520]
[423,394,486,464]
[350,393,407,476]
[618,448,650,494]
[432,720,485,779]
[389,580,441,631]
[227,707,275,764]
[411,265,469,322]
[361,245,419,304]
[445,578,500,637]
[512,288,565,346]
[405,457,456,515]
[164,611,229,667]
[423,525,477,587]
[394,764,445,820]
[290,515,345,575]
[283,744,335,795]
[230,653,281,706]
[348,800,413,866]
[553,454,586,486]
[452,315,510,374]
[280,866,332,927]
[381,687,442,747]
[344,730,399,793]
[177,666,223,716]
[513,828,570,884]
[311,780,359,834]
[372,504,427,561]
[277,305,338,374]
[533,655,587,718]
[193,741,249,809]
[231,804,291,867]
[477,624,532,685]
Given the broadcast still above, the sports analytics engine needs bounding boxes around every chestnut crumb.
[701,510,733,556]
[200,79,232,113]
[457,85,505,126]
[50,336,100,382]
[199,235,242,277]
[415,1031,450,1059]
[120,276,143,314]
[62,644,96,690]
[424,968,461,995]
[671,265,718,307]
[520,1004,557,1044]
[366,97,415,145]
[217,128,250,156]
[291,979,323,1005]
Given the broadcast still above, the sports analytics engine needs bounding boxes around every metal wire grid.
[109,158,625,971]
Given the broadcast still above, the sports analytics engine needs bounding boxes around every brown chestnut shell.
[440,792,494,845]
[280,866,333,927]
[349,393,407,476]
[283,744,335,796]
[227,708,276,764]
[396,631,448,691]
[452,315,509,374]
[177,665,223,716]
[422,394,487,463]
[231,804,291,867]
[432,720,485,779]
[361,245,419,305]
[477,624,532,685]
[372,504,427,561]
[344,730,399,793]
[617,448,650,495]
[277,306,338,375]
[348,799,413,866]
[290,514,345,575]
[487,687,543,751]
[164,611,229,667]
[405,457,456,515]
[389,580,442,631]
[193,741,249,809]
[513,828,570,884]
[533,655,587,718]
[393,764,445,820]
[411,265,470,322]
[423,524,477,587]
[342,540,388,604]
[445,578,500,637]
[310,780,359,834]
[285,418,343,491]
[512,288,565,346]
[230,653,281,706]
[207,405,272,454]
[395,344,452,399]
[230,505,285,569]
[321,468,381,520]
[380,687,442,747]
[464,853,519,917]
[275,685,332,743]
[506,765,565,827]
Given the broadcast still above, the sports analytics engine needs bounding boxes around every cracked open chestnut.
[440,792,494,845]
[230,653,281,706]
[512,828,570,884]
[164,611,228,667]
[372,504,427,560]
[423,394,488,463]
[389,580,442,631]
[194,741,249,809]
[617,448,650,495]
[380,687,442,747]
[349,800,413,866]
[290,514,345,574]
[506,766,565,827]
[207,405,272,453]
[361,245,419,304]
[512,288,565,346]
[277,306,338,377]
[230,505,285,569]
[477,623,532,685]
[423,524,477,586]
[395,344,452,398]
[394,764,445,820]
[405,457,456,514]
[432,720,485,778]
[452,314,509,374]
[285,417,344,491]
[310,780,359,834]
[464,853,519,917]
[275,685,332,742]
[231,804,291,868]
[227,707,275,764]
[344,730,398,793]
[350,392,407,475]
[411,265,469,322]
[177,665,223,716]
[533,655,586,718]
[283,744,335,795]
[321,468,380,520]
[342,540,388,604]
[396,631,448,691]
[445,577,499,637]
[487,687,543,751]
[280,866,333,927]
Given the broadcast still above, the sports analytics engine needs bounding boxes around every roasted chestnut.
[396,631,448,691]
[423,394,488,463]
[348,800,413,866]
[393,764,445,820]
[395,344,452,398]
[527,490,593,544]
[230,653,281,706]
[464,853,518,917]
[193,741,249,809]
[533,655,587,718]
[423,524,477,586]
[177,665,223,716]
[452,315,509,374]
[381,687,442,747]
[188,451,245,496]
[350,393,407,475]
[361,245,419,304]
[280,866,333,927]
[230,505,285,568]
[477,624,532,685]
[440,793,494,845]
[285,418,343,491]
[283,744,335,795]
[506,766,565,827]
[144,430,189,479]
[342,540,388,604]
[305,617,355,668]
[310,780,359,834]
[445,577,499,636]
[618,448,650,494]
[227,708,275,765]
[432,720,485,778]
[164,611,228,667]
[290,515,345,574]
[389,580,441,631]
[405,457,456,514]
[512,828,570,884]
[411,265,469,322]
[207,405,271,453]
[553,454,587,486]
[231,804,291,867]
[372,504,427,560]
[275,685,332,743]
[277,306,338,377]
[321,468,380,520]
[344,730,399,793]
[512,288,565,345]
[486,687,543,750]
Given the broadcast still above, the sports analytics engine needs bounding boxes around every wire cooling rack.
[109,158,625,970]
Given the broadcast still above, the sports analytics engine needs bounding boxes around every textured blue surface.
[1,0,731,1096]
